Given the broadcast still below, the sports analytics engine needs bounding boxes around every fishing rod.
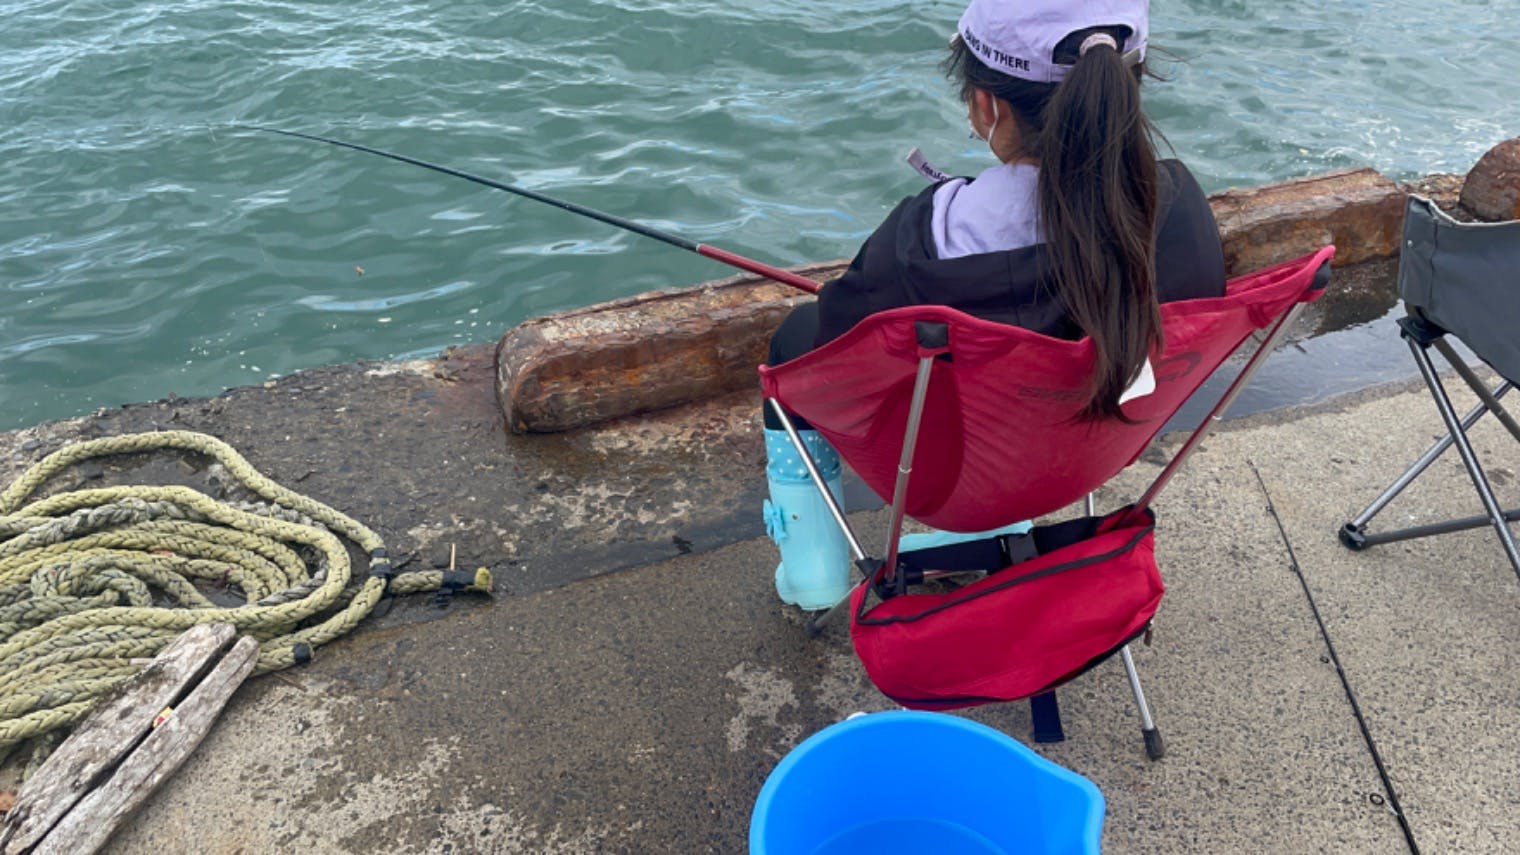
[238,125,821,295]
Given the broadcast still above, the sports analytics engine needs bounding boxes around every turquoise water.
[2,0,1517,430]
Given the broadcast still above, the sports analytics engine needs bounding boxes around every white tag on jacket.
[1118,357,1157,405]
[906,148,951,183]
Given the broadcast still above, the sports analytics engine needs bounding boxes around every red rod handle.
[697,244,820,295]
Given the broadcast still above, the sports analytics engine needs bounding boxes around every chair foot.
[1339,523,1368,551]
[804,613,826,638]
[1030,692,1065,743]
[1143,727,1165,761]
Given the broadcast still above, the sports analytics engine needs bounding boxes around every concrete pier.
[4,356,1518,853]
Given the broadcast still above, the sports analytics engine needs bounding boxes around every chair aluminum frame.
[1339,317,1520,578]
[764,298,1313,760]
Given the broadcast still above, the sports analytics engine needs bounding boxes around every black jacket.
[814,159,1226,346]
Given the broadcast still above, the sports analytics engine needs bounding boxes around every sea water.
[1,0,1516,429]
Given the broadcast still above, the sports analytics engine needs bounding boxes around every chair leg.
[1407,338,1520,578]
[1341,388,1503,546]
[1029,691,1065,744]
[1090,492,1164,759]
[1434,338,1520,443]
[1120,644,1164,760]
[766,400,879,636]
[766,400,868,564]
[1344,508,1520,551]
[1339,345,1520,577]
[806,353,940,638]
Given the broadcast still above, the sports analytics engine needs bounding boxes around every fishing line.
[236,125,821,295]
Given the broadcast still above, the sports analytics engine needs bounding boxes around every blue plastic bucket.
[749,711,1103,854]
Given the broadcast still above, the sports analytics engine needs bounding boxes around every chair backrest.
[760,247,1334,532]
[1399,195,1520,385]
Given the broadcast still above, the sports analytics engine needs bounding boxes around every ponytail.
[1036,28,1160,422]
[945,28,1162,422]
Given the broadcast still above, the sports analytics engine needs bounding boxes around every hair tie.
[1079,33,1119,56]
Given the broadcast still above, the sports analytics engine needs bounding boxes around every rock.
[1403,173,1467,219]
[1459,137,1520,221]
[1209,168,1406,274]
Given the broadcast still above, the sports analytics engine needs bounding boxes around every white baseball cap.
[956,0,1149,84]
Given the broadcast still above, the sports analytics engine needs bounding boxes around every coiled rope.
[0,430,491,770]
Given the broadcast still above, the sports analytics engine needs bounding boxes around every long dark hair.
[945,27,1161,422]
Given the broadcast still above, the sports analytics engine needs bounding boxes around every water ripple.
[296,279,474,312]
[2,0,1518,428]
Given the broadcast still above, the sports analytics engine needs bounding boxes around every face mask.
[967,100,999,157]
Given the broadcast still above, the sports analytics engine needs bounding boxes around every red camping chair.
[759,246,1335,759]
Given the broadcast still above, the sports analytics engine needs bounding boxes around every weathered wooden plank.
[496,261,837,433]
[0,623,236,855]
[30,635,259,855]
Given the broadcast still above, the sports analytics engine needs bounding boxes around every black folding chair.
[1340,195,1520,577]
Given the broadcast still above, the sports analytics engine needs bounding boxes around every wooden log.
[0,623,238,855]
[29,635,259,855]
[495,261,837,433]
